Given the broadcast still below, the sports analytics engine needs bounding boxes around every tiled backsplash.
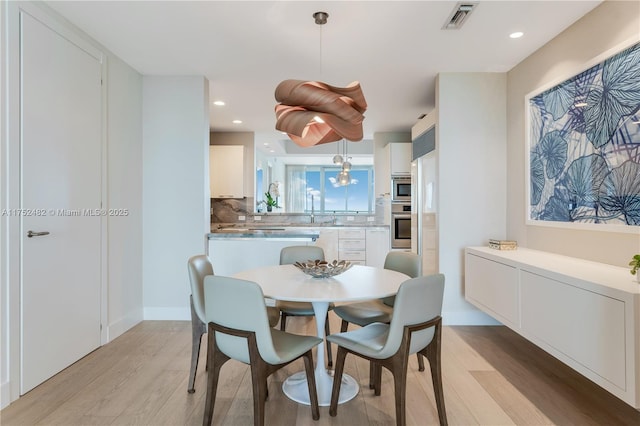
[211,197,388,226]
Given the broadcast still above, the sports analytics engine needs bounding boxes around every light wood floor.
[2,316,639,425]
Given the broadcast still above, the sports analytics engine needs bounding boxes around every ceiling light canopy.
[274,11,367,148]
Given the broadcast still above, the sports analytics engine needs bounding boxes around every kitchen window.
[286,165,374,213]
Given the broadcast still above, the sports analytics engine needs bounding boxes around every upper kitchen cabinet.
[209,145,244,198]
[389,142,412,175]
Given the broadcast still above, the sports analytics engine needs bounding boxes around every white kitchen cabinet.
[465,246,640,409]
[389,142,412,175]
[365,228,390,267]
[338,229,366,264]
[209,145,244,198]
[312,229,339,261]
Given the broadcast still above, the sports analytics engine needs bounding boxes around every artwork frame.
[525,38,640,233]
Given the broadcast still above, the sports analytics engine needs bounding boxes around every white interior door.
[20,11,102,394]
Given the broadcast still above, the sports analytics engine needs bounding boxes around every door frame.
[1,1,108,405]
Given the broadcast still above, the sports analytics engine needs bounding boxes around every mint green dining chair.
[332,251,425,376]
[187,255,280,394]
[202,275,321,426]
[328,274,447,426]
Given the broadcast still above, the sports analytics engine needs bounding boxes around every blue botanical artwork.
[529,42,640,226]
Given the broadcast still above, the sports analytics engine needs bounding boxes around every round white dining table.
[233,263,410,406]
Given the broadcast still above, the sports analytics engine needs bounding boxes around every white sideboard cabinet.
[465,246,640,408]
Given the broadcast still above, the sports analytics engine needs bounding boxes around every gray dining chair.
[332,251,425,376]
[278,245,334,366]
[186,255,280,394]
[202,275,321,426]
[328,274,447,426]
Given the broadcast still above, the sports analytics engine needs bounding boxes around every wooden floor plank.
[3,320,640,426]
[454,326,640,426]
[470,370,553,426]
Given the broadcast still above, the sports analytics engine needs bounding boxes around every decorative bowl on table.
[294,259,353,278]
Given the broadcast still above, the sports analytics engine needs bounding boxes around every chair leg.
[340,319,349,333]
[325,313,333,367]
[302,350,320,420]
[369,361,375,389]
[392,368,409,426]
[417,353,425,372]
[249,362,268,426]
[424,323,448,426]
[188,296,206,394]
[329,347,348,417]
[280,312,288,331]
[203,329,229,426]
[390,353,410,426]
[373,362,383,395]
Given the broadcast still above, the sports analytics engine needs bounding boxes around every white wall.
[437,73,507,324]
[106,55,144,339]
[142,76,210,319]
[507,0,640,266]
[0,0,8,409]
[0,1,144,408]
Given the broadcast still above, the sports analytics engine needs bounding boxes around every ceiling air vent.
[442,2,478,30]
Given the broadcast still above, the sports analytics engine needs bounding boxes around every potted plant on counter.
[264,191,280,212]
[630,254,640,283]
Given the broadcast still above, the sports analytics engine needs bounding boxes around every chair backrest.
[382,251,422,306]
[204,275,280,365]
[187,255,214,322]
[378,274,445,359]
[384,251,422,277]
[280,245,325,265]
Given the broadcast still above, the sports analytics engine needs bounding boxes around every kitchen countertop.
[208,223,389,239]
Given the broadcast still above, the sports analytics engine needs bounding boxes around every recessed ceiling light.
[263,142,269,146]
[269,150,275,153]
[212,100,225,106]
[232,119,242,124]
[509,31,524,39]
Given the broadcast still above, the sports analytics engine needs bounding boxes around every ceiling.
[46,0,602,152]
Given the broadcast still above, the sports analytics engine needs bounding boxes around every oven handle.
[392,214,411,220]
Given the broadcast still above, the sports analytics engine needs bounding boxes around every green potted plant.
[264,192,279,212]
[630,254,640,283]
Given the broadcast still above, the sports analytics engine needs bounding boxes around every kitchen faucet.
[310,195,315,223]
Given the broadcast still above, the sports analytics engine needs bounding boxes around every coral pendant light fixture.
[274,12,367,148]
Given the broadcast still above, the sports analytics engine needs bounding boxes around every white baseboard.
[108,309,144,341]
[143,307,190,320]
[1,380,11,410]
[442,309,501,325]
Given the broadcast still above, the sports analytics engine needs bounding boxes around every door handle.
[27,230,50,238]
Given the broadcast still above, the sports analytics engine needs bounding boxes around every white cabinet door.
[390,143,412,175]
[21,11,102,394]
[210,145,244,198]
[313,229,339,261]
[366,228,390,267]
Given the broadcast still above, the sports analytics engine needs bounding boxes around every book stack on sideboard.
[488,239,517,250]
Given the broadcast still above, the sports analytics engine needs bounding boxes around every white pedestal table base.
[282,300,358,406]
